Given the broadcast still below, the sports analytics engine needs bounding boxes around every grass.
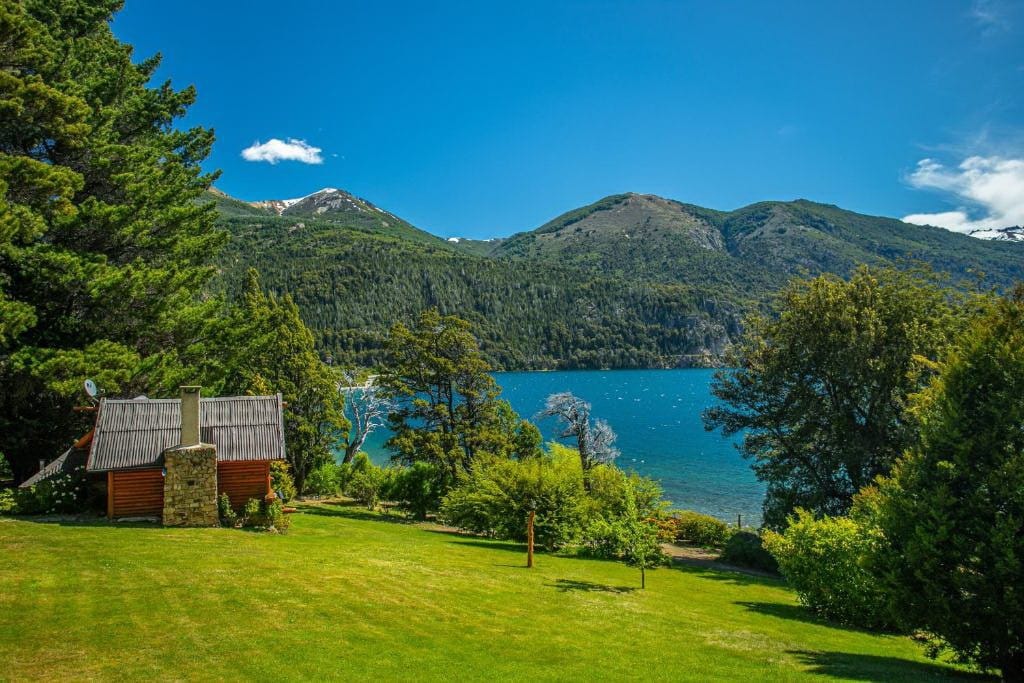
[0,502,988,682]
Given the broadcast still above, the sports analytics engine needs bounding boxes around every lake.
[359,369,765,525]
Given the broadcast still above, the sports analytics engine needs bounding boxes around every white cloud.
[241,138,323,165]
[902,156,1024,233]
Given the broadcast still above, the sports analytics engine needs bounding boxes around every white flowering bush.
[14,466,90,515]
[0,489,15,514]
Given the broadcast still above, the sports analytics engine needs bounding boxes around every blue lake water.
[359,369,765,525]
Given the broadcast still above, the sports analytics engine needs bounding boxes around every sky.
[112,0,1024,239]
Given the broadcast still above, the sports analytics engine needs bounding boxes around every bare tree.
[587,418,620,465]
[539,392,619,484]
[340,371,393,464]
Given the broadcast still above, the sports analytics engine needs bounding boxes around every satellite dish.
[84,379,98,399]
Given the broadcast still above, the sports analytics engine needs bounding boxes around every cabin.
[25,386,286,525]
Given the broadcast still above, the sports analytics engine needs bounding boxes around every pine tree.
[223,270,349,494]
[872,289,1024,680]
[0,0,223,481]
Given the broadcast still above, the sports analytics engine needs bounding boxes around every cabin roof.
[87,395,285,472]
[19,446,89,488]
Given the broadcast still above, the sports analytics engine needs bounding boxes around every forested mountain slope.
[211,189,1022,370]
[495,193,1023,289]
[215,209,737,369]
[205,188,448,247]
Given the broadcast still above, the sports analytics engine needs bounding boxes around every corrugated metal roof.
[20,447,88,488]
[87,395,285,472]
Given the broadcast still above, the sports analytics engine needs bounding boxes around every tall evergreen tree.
[871,289,1024,680]
[223,270,349,494]
[0,0,223,481]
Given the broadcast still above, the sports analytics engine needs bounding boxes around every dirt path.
[661,542,779,579]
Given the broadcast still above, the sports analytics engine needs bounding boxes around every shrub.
[440,451,585,550]
[239,496,290,531]
[650,514,680,543]
[586,463,664,519]
[13,467,90,515]
[762,509,890,629]
[242,498,262,526]
[261,498,289,531]
[579,514,668,565]
[348,462,391,510]
[720,531,778,574]
[338,452,372,496]
[0,489,15,515]
[671,510,732,548]
[388,462,443,520]
[579,516,625,559]
[305,463,340,498]
[218,492,237,527]
[270,461,297,502]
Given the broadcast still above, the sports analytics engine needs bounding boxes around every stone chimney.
[162,385,218,527]
[180,385,201,446]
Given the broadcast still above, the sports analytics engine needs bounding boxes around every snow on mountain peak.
[968,226,1024,242]
[282,187,341,207]
[250,188,351,215]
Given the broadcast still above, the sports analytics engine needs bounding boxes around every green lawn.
[0,503,986,682]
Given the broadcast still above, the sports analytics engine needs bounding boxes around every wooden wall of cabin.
[217,460,271,510]
[108,469,164,518]
[106,461,274,518]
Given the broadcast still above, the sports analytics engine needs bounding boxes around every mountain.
[236,188,448,247]
[443,236,505,256]
[494,193,1023,290]
[209,188,1023,371]
[255,188,379,217]
[204,187,271,218]
[969,226,1024,242]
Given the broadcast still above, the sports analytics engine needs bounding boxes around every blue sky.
[113,0,1024,238]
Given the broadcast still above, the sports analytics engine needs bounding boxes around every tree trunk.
[526,510,535,568]
[578,437,591,492]
[342,437,364,464]
[575,431,594,492]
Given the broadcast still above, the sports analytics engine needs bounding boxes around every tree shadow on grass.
[671,562,783,588]
[787,650,993,681]
[736,601,870,633]
[421,526,480,538]
[549,578,637,594]
[443,537,528,554]
[6,514,163,530]
[295,502,416,524]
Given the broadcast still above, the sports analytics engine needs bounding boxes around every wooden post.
[737,513,742,529]
[107,471,114,519]
[526,510,535,568]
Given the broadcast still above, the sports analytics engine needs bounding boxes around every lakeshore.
[358,369,766,525]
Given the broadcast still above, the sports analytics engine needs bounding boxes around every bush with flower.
[13,466,91,515]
